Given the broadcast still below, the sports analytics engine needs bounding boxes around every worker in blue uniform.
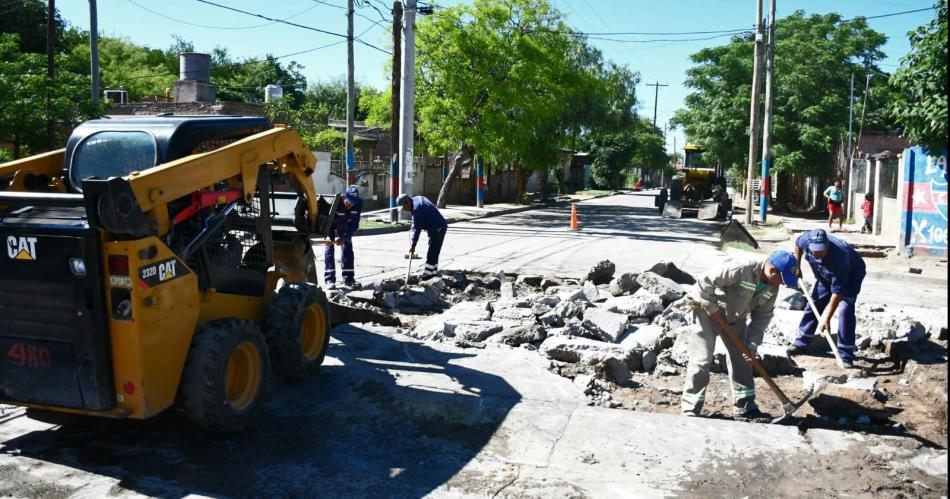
[324,186,362,288]
[397,194,448,280]
[787,229,867,368]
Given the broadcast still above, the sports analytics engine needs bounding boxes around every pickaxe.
[798,278,847,370]
[708,311,813,424]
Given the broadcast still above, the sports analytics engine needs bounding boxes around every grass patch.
[722,241,758,252]
[573,189,614,197]
[360,219,401,230]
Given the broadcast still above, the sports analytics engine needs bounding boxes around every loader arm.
[87,126,320,237]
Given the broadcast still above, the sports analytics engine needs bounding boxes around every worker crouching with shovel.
[680,251,800,422]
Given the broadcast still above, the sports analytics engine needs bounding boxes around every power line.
[125,0,319,30]
[194,0,391,55]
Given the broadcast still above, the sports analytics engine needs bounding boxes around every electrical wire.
[125,0,319,30]
[195,0,391,55]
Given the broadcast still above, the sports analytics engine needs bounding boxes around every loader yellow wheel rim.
[225,342,261,411]
[301,304,327,361]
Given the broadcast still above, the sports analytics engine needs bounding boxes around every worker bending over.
[787,229,866,369]
[681,251,799,421]
[397,194,448,280]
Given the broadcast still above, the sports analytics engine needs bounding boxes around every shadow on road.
[1,325,520,497]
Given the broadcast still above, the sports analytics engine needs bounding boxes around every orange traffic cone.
[570,203,580,230]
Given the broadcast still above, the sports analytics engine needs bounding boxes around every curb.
[353,192,619,237]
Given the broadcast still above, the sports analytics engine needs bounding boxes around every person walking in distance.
[787,229,866,369]
[860,193,874,234]
[824,179,845,231]
[397,194,448,280]
[324,186,362,288]
[681,250,800,421]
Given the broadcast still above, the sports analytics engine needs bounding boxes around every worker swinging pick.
[397,194,448,280]
[324,186,362,289]
[681,250,799,421]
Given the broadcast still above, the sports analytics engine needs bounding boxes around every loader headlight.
[69,258,87,276]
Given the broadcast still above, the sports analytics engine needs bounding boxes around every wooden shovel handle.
[710,313,793,407]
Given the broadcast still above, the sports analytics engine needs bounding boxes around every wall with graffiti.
[901,147,948,256]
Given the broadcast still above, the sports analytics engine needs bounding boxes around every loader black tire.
[263,283,331,380]
[181,319,270,432]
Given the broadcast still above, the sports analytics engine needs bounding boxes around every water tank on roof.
[264,84,283,103]
[179,52,211,82]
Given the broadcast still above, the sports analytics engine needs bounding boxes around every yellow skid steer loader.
[0,116,337,432]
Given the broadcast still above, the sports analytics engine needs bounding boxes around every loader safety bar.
[0,191,85,208]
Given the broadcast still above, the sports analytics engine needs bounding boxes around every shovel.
[708,312,813,424]
[798,278,847,370]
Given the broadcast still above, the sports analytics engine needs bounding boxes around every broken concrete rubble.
[585,260,616,285]
[582,308,630,343]
[619,324,674,354]
[602,289,664,318]
[492,323,546,347]
[635,271,686,303]
[775,287,807,311]
[647,261,696,285]
[609,272,639,296]
[516,274,543,287]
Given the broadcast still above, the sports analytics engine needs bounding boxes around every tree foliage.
[888,0,948,155]
[672,11,889,177]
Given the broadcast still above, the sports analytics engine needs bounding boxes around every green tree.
[889,0,948,155]
[673,11,888,185]
[0,34,100,157]
[359,86,391,127]
[417,0,609,205]
[590,131,636,188]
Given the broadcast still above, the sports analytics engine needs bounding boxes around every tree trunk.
[436,144,473,209]
[515,162,531,204]
[774,170,791,213]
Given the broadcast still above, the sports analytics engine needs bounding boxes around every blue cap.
[807,229,828,253]
[769,250,799,288]
[343,185,360,205]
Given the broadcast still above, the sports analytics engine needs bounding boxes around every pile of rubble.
[331,259,945,409]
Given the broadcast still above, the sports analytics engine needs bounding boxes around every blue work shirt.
[331,193,363,239]
[796,230,866,295]
[408,196,447,246]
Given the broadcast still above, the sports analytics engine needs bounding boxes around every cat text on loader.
[0,116,340,431]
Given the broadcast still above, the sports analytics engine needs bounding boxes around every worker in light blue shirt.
[787,229,866,368]
[397,194,447,280]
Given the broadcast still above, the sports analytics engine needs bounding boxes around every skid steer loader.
[0,116,339,431]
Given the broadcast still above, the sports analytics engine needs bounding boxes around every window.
[880,159,899,199]
[70,131,157,191]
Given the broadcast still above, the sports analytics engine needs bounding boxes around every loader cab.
[64,116,270,193]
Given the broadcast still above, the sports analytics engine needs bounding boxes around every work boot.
[344,279,362,289]
[841,358,855,369]
[325,281,337,290]
[786,345,809,356]
[735,408,772,423]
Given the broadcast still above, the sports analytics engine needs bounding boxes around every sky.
[59,0,938,153]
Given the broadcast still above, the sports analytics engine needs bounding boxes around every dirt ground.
[609,339,949,450]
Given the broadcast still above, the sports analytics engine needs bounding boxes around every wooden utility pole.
[89,0,99,104]
[345,0,356,185]
[759,0,776,222]
[46,0,56,149]
[646,82,668,131]
[390,2,402,221]
[744,0,765,224]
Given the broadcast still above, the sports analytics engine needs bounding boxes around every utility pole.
[389,1,403,221]
[646,81,668,131]
[847,71,855,169]
[398,0,417,205]
[759,0,776,223]
[46,0,56,150]
[744,0,764,225]
[345,0,356,185]
[89,0,99,105]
